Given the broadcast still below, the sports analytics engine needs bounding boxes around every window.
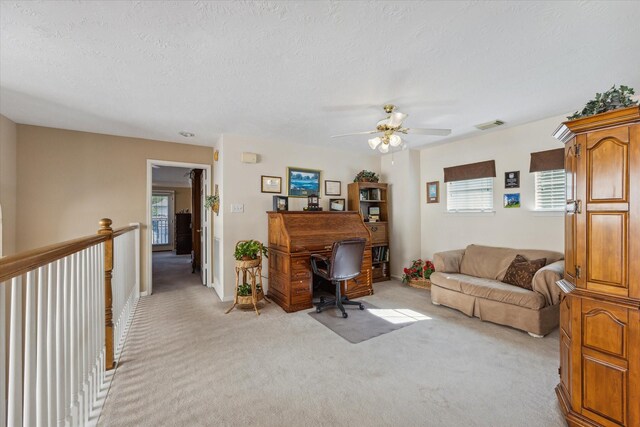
[535,169,565,210]
[151,194,170,245]
[447,177,494,212]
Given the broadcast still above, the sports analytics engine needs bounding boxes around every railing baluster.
[56,258,66,427]
[70,252,79,424]
[48,261,59,425]
[36,264,50,426]
[8,275,23,427]
[0,280,6,425]
[24,269,38,426]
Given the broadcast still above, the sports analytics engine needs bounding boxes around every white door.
[200,170,210,285]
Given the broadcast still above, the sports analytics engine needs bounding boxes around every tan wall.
[153,186,192,213]
[0,114,18,256]
[16,125,213,292]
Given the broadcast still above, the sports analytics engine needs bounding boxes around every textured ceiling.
[1,1,639,151]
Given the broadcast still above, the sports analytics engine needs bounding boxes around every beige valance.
[529,148,564,172]
[444,160,496,182]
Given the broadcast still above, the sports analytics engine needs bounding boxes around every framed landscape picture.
[504,193,521,208]
[426,181,439,203]
[287,167,321,197]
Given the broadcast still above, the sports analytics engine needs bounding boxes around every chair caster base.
[342,312,348,318]
[359,304,365,310]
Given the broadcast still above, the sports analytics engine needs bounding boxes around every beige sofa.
[430,244,564,337]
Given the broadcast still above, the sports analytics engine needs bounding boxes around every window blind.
[535,169,566,210]
[447,177,494,211]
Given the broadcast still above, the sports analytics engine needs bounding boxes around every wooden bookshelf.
[347,182,390,282]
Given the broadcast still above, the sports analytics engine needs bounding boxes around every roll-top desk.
[267,211,374,313]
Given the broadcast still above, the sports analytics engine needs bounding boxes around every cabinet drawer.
[367,223,388,244]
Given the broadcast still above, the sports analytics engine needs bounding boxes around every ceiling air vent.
[475,120,505,131]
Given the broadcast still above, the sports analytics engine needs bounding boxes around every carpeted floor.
[98,252,565,427]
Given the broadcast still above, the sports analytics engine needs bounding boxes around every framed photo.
[329,198,345,211]
[504,193,521,208]
[426,181,439,203]
[505,171,520,188]
[287,167,321,197]
[272,195,288,211]
[368,206,380,216]
[261,175,282,193]
[324,180,341,196]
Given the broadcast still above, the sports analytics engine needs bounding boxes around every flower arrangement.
[402,259,435,283]
[354,170,380,183]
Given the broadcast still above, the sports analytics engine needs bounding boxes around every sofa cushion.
[502,255,546,290]
[459,244,564,281]
[430,272,546,310]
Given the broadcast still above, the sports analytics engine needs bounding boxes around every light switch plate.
[230,203,244,213]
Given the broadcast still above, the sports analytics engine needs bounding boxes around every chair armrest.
[433,249,465,273]
[532,260,565,306]
[310,254,329,276]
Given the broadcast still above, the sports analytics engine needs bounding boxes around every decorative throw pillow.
[502,255,546,290]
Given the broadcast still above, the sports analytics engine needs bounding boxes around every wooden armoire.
[553,106,639,427]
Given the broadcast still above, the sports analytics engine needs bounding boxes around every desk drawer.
[367,223,388,244]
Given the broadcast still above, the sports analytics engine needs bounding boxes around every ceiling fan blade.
[403,127,451,136]
[330,130,380,138]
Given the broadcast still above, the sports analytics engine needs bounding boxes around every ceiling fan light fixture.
[368,137,382,150]
[389,134,402,147]
[378,143,390,153]
[387,112,407,127]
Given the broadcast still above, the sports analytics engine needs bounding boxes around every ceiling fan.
[330,104,451,153]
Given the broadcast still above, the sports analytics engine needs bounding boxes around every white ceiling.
[1,1,639,151]
[152,166,192,187]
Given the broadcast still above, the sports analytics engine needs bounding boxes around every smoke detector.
[475,120,505,131]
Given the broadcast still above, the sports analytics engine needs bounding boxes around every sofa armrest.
[433,249,465,273]
[532,260,565,306]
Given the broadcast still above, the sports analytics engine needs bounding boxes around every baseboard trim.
[139,291,149,297]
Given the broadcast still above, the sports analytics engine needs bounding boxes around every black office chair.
[310,238,366,318]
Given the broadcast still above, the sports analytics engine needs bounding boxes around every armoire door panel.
[582,300,628,358]
[587,136,628,202]
[582,352,627,426]
[560,294,572,337]
[565,212,577,280]
[560,332,572,394]
[587,212,627,290]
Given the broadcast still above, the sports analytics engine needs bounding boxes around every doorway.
[146,160,212,295]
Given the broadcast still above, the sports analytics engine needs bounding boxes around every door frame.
[146,159,212,295]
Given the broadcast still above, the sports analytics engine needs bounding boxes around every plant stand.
[225,257,270,315]
[407,278,431,290]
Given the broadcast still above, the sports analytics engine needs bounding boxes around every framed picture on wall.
[504,193,521,208]
[426,181,439,203]
[273,195,288,211]
[505,171,520,188]
[329,198,345,211]
[261,175,282,193]
[287,167,321,197]
[324,180,341,196]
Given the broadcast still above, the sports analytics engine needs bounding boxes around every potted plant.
[234,240,268,268]
[354,170,380,183]
[204,195,220,214]
[401,259,434,289]
[236,282,264,305]
[568,84,637,120]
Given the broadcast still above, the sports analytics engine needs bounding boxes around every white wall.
[420,115,566,259]
[217,135,380,301]
[381,149,422,278]
[212,135,224,300]
[0,114,17,256]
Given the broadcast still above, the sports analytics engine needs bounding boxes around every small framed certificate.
[261,175,282,193]
[324,180,341,196]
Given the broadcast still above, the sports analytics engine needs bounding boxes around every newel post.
[98,218,115,370]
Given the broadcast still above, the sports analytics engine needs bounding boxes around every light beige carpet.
[98,252,565,427]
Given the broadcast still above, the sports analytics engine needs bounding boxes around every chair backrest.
[329,238,366,280]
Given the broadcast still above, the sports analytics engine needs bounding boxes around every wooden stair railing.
[0,218,140,427]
